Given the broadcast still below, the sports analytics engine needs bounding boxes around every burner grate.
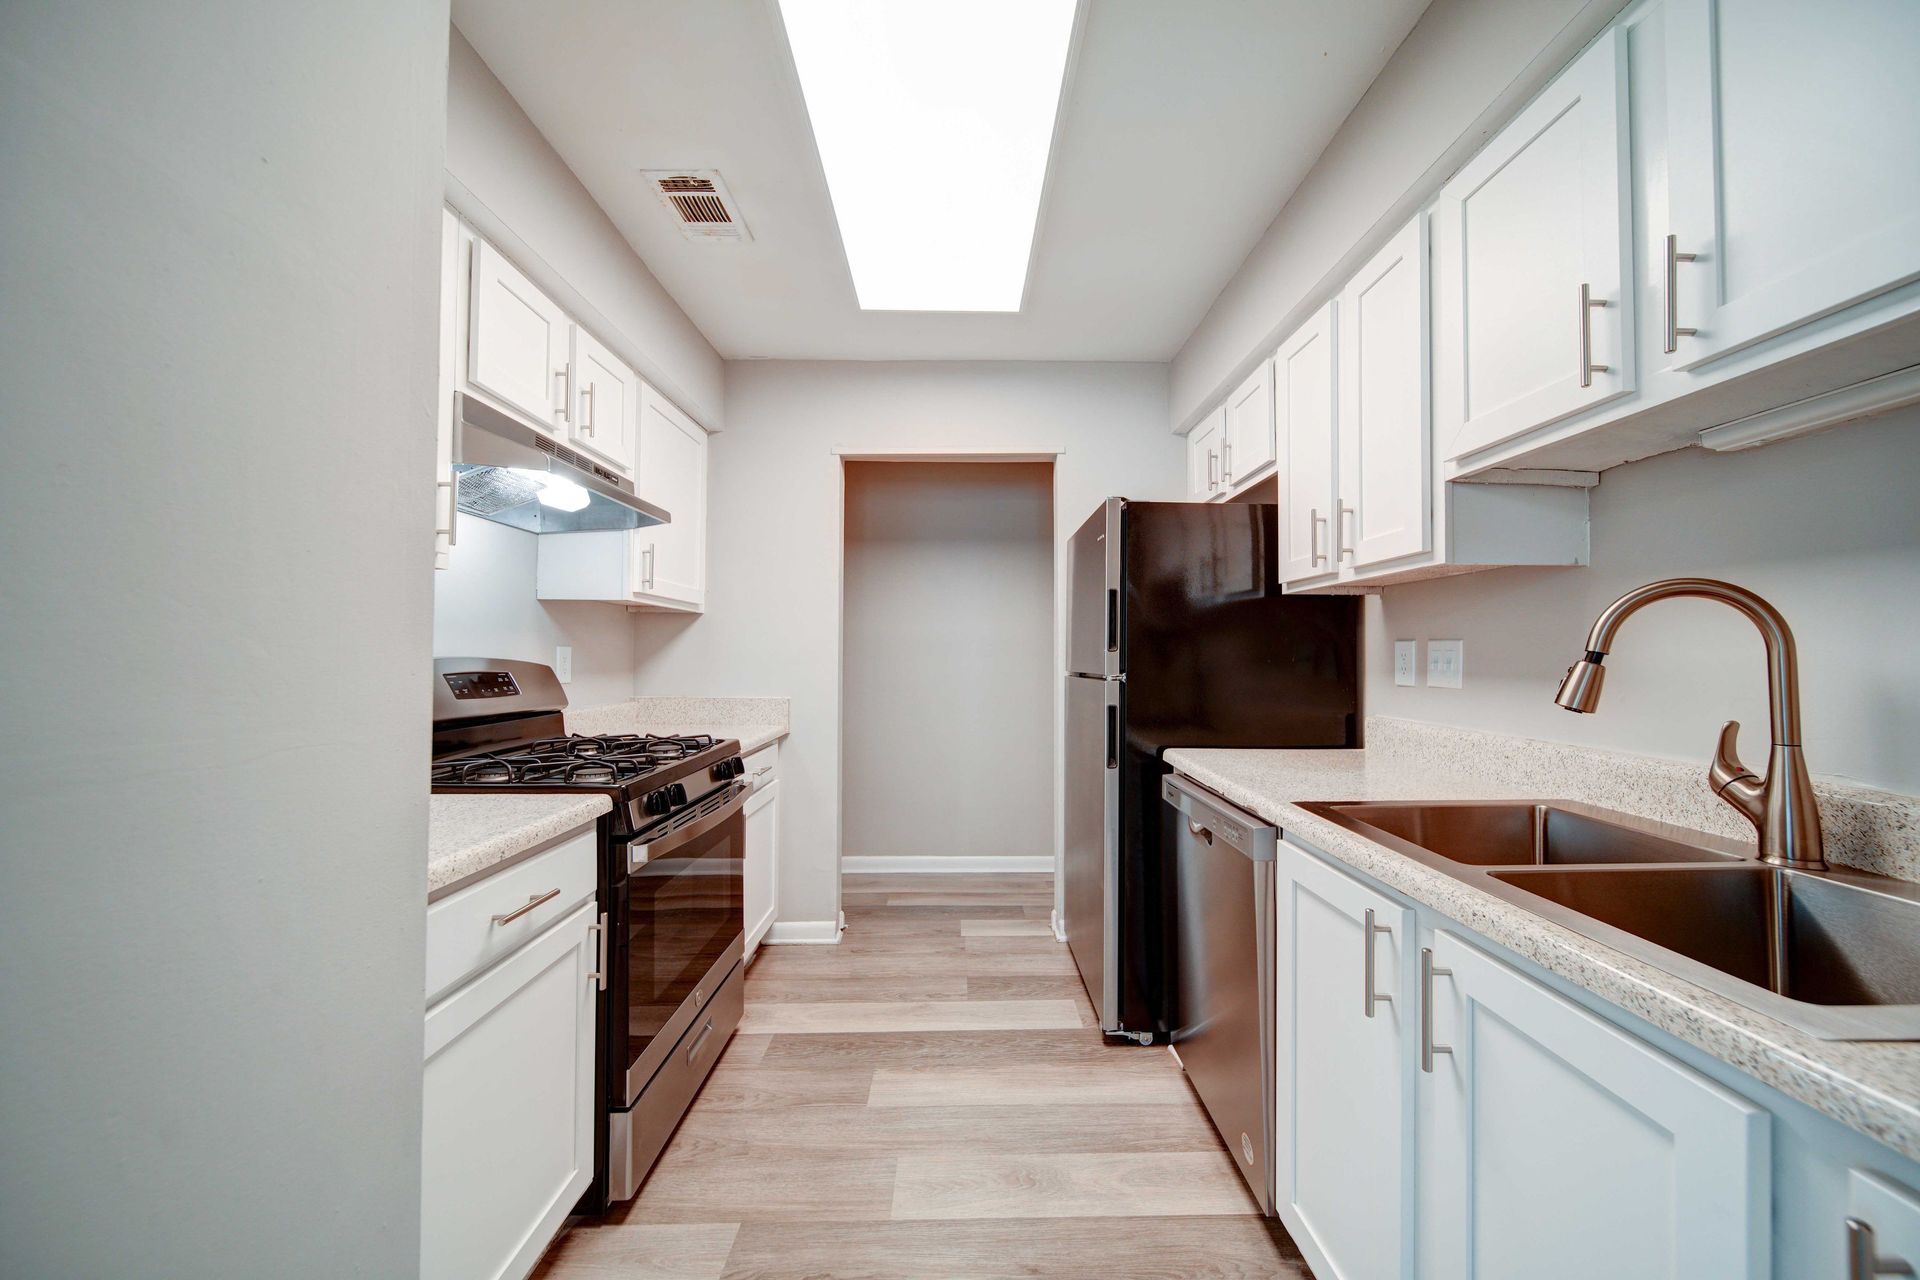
[431,733,720,787]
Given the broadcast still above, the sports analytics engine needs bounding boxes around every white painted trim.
[1699,364,1920,452]
[842,856,1054,874]
[1050,908,1068,943]
[763,919,843,945]
[1456,467,1600,488]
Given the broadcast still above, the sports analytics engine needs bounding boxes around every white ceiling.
[451,0,1430,362]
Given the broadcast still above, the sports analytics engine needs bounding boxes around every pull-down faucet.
[1554,577,1826,870]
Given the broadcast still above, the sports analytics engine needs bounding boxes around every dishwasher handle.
[1163,774,1277,862]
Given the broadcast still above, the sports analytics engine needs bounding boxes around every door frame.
[831,449,1065,929]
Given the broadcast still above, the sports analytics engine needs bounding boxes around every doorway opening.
[839,458,1056,881]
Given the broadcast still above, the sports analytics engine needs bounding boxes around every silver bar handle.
[1663,233,1699,355]
[1420,946,1454,1072]
[1207,448,1218,491]
[1336,500,1355,561]
[1309,508,1327,567]
[1848,1219,1916,1279]
[492,887,560,926]
[554,364,572,421]
[587,910,608,990]
[1222,438,1233,485]
[641,543,656,591]
[1578,283,1610,388]
[751,765,772,780]
[579,382,595,435]
[686,1016,717,1065]
[1363,908,1393,1018]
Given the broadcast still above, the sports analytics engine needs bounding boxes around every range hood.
[453,392,670,534]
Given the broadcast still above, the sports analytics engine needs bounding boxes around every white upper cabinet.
[632,385,707,609]
[1222,359,1276,489]
[1435,27,1632,462]
[467,238,571,433]
[1664,0,1920,369]
[1275,842,1414,1280]
[1275,303,1339,587]
[568,327,637,475]
[1186,408,1225,500]
[1419,929,1768,1280]
[435,210,461,570]
[1337,219,1430,571]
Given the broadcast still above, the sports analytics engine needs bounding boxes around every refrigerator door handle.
[1105,589,1119,654]
[1105,703,1119,770]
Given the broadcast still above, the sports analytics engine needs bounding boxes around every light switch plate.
[1427,639,1464,689]
[1393,640,1418,687]
[554,645,573,684]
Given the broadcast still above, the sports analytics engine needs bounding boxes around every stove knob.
[670,783,688,807]
[722,755,746,779]
[643,787,674,816]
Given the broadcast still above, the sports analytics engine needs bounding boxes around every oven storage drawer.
[611,959,744,1197]
[426,828,598,1003]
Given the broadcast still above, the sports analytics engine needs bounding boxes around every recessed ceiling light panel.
[777,0,1077,312]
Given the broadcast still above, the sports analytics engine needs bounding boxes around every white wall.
[1366,414,1920,795]
[1170,0,1625,431]
[447,26,724,427]
[434,517,638,709]
[843,462,1054,863]
[0,4,445,1275]
[630,362,1181,926]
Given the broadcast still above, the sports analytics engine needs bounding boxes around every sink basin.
[1307,800,1746,867]
[1490,866,1920,1010]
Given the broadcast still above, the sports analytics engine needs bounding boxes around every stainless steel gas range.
[431,657,748,1209]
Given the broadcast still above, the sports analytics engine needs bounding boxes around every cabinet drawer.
[426,828,597,1002]
[742,740,779,789]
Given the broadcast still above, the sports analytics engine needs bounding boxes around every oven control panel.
[442,670,521,700]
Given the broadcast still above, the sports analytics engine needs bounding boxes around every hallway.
[535,873,1307,1278]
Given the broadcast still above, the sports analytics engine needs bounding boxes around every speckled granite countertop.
[567,695,790,756]
[1166,717,1920,1163]
[427,794,610,900]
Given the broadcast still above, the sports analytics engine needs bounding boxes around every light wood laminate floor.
[535,873,1310,1279]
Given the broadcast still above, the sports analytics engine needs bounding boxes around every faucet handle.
[1709,720,1765,825]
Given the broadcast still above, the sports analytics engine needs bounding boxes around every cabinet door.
[1847,1170,1920,1280]
[633,385,707,608]
[1338,218,1430,570]
[422,901,598,1280]
[1419,930,1768,1280]
[435,210,461,570]
[1435,28,1632,462]
[569,327,637,475]
[468,239,570,432]
[1223,359,1275,488]
[1188,411,1224,500]
[1665,0,1920,369]
[744,778,779,957]
[1275,843,1413,1280]
[1275,303,1338,586]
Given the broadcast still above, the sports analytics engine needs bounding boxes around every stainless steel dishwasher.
[1163,773,1276,1216]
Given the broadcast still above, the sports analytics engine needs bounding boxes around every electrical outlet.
[1427,639,1464,689]
[554,645,573,684]
[1393,640,1418,687]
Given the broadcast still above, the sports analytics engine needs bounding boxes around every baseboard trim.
[842,856,1054,874]
[763,919,843,945]
[1050,908,1068,943]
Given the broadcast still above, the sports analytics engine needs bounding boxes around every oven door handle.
[628,780,751,868]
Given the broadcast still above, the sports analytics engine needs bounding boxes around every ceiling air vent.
[642,169,751,242]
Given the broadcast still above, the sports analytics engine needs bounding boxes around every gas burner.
[430,733,723,788]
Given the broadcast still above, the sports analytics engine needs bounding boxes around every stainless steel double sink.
[1298,800,1920,1041]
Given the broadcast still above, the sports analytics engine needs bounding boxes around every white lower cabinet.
[743,742,780,958]
[1275,842,1414,1280]
[1418,927,1770,1280]
[422,898,600,1280]
[1273,838,1773,1280]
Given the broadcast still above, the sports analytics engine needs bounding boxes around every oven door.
[619,779,747,1105]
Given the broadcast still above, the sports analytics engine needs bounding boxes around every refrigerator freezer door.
[1067,499,1123,678]
[1063,673,1120,1029]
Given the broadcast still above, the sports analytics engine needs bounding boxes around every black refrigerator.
[1063,498,1359,1043]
